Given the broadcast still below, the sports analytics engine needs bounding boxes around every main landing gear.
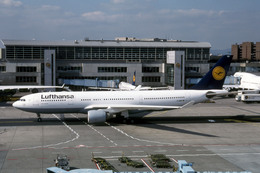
[37,113,42,122]
[116,111,135,124]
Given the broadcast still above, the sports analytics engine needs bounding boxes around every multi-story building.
[232,42,260,61]
[0,38,211,89]
[231,42,260,75]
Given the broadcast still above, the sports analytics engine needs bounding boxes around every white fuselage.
[13,90,209,114]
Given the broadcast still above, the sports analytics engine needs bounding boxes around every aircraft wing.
[85,101,195,111]
[88,87,120,91]
[206,90,237,98]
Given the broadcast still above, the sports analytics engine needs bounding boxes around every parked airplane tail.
[191,55,233,90]
[132,71,136,85]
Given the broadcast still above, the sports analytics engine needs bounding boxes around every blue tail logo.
[191,55,233,90]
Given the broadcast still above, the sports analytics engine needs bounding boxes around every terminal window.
[57,66,82,72]
[185,67,199,73]
[16,76,37,83]
[0,66,6,72]
[142,76,160,83]
[98,67,127,73]
[142,67,159,73]
[16,66,37,72]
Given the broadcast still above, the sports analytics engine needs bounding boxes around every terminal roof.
[1,39,211,48]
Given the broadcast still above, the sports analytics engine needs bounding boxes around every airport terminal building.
[0,38,211,89]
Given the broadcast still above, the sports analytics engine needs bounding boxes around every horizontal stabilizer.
[205,90,237,98]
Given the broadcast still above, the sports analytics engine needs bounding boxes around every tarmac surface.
[0,97,260,173]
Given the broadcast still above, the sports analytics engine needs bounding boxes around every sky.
[0,0,259,50]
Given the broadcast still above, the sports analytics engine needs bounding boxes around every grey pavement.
[0,98,259,172]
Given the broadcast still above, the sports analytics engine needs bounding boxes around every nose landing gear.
[37,113,42,122]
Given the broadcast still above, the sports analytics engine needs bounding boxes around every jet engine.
[87,110,107,124]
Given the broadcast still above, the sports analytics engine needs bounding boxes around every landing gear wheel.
[129,119,135,124]
[37,113,42,122]
[125,118,134,124]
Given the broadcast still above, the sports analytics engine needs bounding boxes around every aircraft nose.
[12,101,18,107]
[12,101,21,108]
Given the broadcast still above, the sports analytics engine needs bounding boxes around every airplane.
[91,71,172,91]
[89,71,137,91]
[0,84,69,92]
[89,81,140,91]
[12,55,233,123]
[118,81,172,91]
[234,72,260,90]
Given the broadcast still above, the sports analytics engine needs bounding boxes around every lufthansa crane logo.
[212,66,225,80]
[46,62,51,67]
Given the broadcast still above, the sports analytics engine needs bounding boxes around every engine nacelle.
[88,110,107,124]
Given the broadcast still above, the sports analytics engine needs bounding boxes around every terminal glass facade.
[5,46,209,61]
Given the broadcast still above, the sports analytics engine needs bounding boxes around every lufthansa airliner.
[13,55,233,123]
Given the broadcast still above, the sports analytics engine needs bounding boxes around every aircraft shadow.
[134,123,217,137]
[108,115,260,138]
[110,117,218,138]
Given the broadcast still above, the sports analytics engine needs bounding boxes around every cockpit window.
[19,99,26,101]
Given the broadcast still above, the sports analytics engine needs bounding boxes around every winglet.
[61,84,72,91]
[134,85,142,91]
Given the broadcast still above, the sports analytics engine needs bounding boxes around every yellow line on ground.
[224,119,248,123]
[224,119,260,127]
[251,117,260,120]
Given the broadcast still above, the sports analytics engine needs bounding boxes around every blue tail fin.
[191,55,233,90]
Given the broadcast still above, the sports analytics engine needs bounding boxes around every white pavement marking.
[12,114,80,151]
[171,158,178,164]
[112,151,123,154]
[154,150,167,152]
[219,148,233,151]
[133,151,145,153]
[95,163,101,170]
[70,114,118,146]
[167,152,260,157]
[176,150,189,152]
[92,152,103,154]
[105,122,182,146]
[196,149,208,152]
[141,159,155,172]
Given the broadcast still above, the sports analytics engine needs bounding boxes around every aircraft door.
[68,97,74,106]
[185,92,191,102]
[33,95,40,107]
